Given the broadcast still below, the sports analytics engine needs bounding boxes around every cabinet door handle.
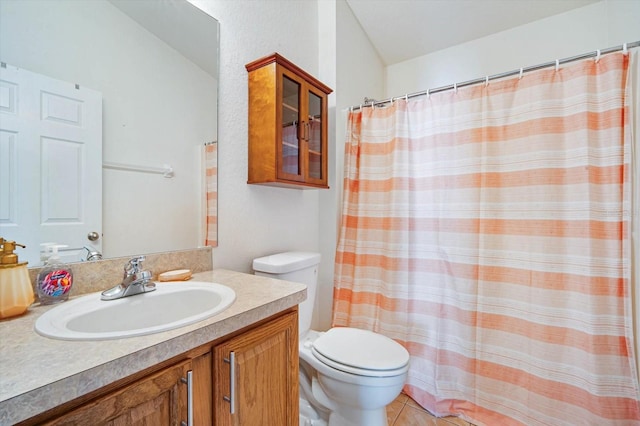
[180,370,193,426]
[298,121,305,142]
[304,121,310,141]
[223,351,236,414]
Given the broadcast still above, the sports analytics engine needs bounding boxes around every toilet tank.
[252,252,321,336]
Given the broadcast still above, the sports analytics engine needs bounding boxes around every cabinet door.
[277,68,304,183]
[304,83,328,186]
[276,67,328,187]
[43,360,192,426]
[213,312,298,426]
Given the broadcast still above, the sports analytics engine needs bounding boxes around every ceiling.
[346,0,600,65]
[109,0,219,77]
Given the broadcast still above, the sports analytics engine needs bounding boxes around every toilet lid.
[312,327,409,373]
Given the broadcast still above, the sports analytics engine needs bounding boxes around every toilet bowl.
[253,252,410,426]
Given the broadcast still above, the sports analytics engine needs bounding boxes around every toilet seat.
[311,327,409,377]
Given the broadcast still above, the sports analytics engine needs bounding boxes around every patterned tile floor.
[387,393,475,426]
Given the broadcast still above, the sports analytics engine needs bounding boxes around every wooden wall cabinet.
[246,53,333,189]
[31,310,298,426]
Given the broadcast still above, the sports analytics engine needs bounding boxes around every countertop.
[0,269,306,425]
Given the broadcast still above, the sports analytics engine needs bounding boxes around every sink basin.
[35,281,236,341]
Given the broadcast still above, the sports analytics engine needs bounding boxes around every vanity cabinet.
[246,53,332,189]
[25,310,298,426]
[213,310,298,425]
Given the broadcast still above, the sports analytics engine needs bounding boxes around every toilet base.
[327,407,388,426]
[299,397,328,426]
[298,395,388,426]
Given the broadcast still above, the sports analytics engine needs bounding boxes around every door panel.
[277,67,304,183]
[280,75,301,177]
[307,90,323,180]
[40,137,83,224]
[213,312,298,426]
[43,360,191,426]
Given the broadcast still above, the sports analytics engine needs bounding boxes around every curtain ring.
[485,76,489,87]
[555,59,560,72]
[595,49,601,62]
[519,68,523,79]
[623,43,628,55]
[453,83,457,93]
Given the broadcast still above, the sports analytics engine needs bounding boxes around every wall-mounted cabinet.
[246,53,332,189]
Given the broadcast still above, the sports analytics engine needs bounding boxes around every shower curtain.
[203,142,217,246]
[333,52,639,425]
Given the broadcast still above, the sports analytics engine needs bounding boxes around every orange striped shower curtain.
[332,52,639,425]
[204,142,217,246]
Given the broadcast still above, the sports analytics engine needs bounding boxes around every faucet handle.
[124,256,146,274]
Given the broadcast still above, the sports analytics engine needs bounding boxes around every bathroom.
[1,0,639,425]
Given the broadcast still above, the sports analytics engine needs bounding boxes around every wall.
[188,0,384,330]
[386,0,640,96]
[0,0,217,259]
[189,1,323,269]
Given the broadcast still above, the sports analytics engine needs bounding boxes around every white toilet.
[253,252,410,426]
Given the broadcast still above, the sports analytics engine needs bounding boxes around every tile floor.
[387,393,475,426]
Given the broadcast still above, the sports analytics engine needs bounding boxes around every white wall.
[190,1,323,272]
[386,0,640,97]
[188,0,384,330]
[0,0,217,259]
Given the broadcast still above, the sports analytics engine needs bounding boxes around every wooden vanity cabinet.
[246,53,332,189]
[28,309,298,426]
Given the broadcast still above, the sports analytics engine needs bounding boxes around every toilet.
[253,252,410,426]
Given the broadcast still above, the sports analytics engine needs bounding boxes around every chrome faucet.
[82,245,103,261]
[101,256,155,300]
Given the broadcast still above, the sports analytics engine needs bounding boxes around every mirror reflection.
[0,0,219,266]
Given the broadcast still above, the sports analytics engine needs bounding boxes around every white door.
[0,64,102,265]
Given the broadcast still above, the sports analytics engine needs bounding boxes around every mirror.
[0,0,219,266]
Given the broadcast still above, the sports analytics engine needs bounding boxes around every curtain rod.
[349,40,640,111]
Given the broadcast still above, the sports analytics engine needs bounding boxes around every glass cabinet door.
[307,90,323,180]
[272,61,329,187]
[280,75,301,178]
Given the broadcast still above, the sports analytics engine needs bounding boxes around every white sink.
[35,281,236,341]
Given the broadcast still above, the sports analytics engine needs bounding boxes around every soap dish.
[158,269,192,282]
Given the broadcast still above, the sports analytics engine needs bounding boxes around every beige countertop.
[0,269,306,425]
